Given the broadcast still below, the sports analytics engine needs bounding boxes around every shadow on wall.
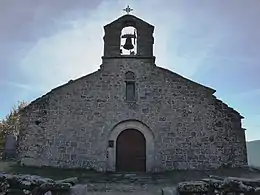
[247,140,260,167]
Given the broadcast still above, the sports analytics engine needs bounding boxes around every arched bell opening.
[120,26,137,55]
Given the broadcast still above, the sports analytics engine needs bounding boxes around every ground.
[1,160,260,195]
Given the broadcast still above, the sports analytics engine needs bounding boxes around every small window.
[126,82,135,101]
[125,71,136,101]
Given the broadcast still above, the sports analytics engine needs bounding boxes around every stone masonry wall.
[18,58,247,171]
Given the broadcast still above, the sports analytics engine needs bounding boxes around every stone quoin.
[17,8,247,172]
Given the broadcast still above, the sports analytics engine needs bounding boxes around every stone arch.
[106,120,155,172]
[125,71,136,80]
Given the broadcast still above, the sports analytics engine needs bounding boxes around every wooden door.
[116,129,146,172]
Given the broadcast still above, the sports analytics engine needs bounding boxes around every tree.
[0,101,28,149]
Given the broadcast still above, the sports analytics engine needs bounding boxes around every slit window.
[125,71,136,101]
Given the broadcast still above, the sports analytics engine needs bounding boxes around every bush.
[0,101,28,150]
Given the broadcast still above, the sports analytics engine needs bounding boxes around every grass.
[0,160,100,181]
[1,160,260,184]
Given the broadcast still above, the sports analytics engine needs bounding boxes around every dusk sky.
[0,0,259,141]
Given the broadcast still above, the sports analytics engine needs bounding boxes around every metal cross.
[123,5,133,14]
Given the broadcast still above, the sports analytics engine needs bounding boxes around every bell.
[123,37,134,50]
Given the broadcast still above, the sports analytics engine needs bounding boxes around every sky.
[0,0,259,141]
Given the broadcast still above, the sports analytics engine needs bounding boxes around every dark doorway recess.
[116,129,146,172]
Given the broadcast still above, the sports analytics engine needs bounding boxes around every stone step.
[86,183,164,195]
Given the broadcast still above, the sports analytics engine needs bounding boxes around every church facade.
[18,12,247,172]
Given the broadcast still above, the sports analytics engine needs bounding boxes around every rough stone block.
[69,184,88,195]
[161,187,178,195]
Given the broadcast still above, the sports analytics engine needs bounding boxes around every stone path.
[81,173,172,195]
[87,183,165,195]
[79,169,260,195]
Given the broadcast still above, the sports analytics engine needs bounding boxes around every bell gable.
[103,14,155,58]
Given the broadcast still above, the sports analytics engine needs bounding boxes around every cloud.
[231,89,260,99]
[16,0,179,91]
[3,0,259,97]
[15,0,231,92]
[0,0,102,42]
[4,81,33,91]
[2,0,260,92]
[19,21,103,91]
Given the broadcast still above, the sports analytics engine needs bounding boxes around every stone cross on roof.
[123,5,133,14]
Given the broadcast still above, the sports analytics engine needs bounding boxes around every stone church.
[18,10,247,172]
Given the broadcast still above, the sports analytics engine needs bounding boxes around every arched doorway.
[107,120,154,172]
[116,129,146,172]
